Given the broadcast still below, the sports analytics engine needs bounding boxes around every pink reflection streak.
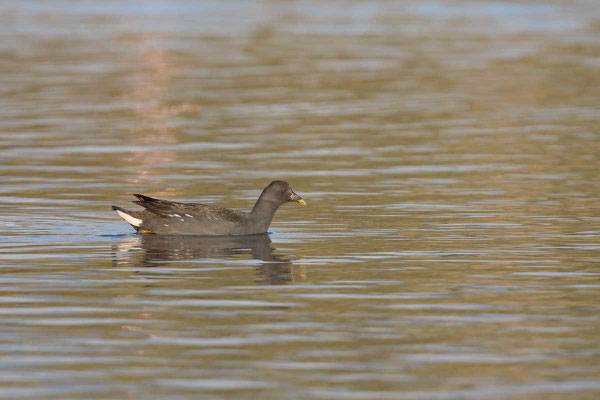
[123,28,198,197]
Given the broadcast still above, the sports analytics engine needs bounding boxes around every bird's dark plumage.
[112,181,306,236]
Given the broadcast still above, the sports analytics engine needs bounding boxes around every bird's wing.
[131,194,245,235]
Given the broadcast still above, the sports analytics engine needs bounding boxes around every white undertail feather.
[116,210,142,227]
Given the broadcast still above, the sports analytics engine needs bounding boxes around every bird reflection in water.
[112,234,305,285]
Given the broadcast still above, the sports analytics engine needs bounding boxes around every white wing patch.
[116,210,142,227]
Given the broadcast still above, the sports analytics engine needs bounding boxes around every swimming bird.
[112,180,306,236]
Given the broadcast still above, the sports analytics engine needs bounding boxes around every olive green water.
[1,1,600,399]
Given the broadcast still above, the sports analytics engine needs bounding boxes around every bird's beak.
[290,192,307,206]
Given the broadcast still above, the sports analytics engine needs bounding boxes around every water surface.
[1,1,600,399]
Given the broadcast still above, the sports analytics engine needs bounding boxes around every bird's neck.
[250,197,281,229]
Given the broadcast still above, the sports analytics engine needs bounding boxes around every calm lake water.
[1,1,600,399]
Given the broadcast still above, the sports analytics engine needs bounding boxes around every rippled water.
[2,1,600,399]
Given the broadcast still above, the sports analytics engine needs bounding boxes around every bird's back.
[130,194,251,235]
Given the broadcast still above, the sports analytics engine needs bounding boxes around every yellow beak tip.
[297,199,307,206]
